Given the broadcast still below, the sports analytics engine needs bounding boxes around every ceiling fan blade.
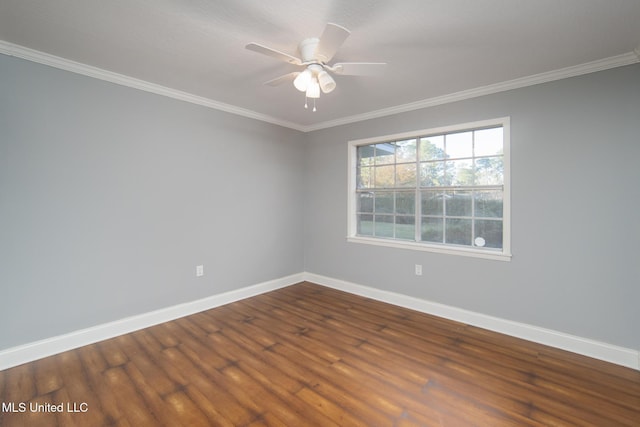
[332,62,387,76]
[264,72,299,86]
[245,43,302,65]
[316,23,351,63]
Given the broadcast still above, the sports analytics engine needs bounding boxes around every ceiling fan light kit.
[246,23,386,112]
[306,78,320,98]
[317,70,336,93]
[293,68,313,92]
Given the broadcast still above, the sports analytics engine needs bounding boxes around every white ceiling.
[1,0,639,131]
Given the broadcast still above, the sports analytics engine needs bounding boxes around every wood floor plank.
[51,351,105,427]
[182,383,237,427]
[34,356,64,396]
[214,305,396,425]
[162,345,255,426]
[51,386,85,427]
[122,340,181,397]
[102,366,162,426]
[286,284,640,422]
[186,372,253,426]
[2,363,36,403]
[1,282,639,426]
[164,391,213,426]
[77,344,123,424]
[206,330,344,426]
[123,358,186,427]
[234,297,439,421]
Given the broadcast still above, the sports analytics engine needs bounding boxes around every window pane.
[357,166,373,188]
[396,139,417,162]
[446,131,472,159]
[475,156,503,185]
[396,163,416,187]
[396,191,415,215]
[475,191,503,218]
[447,159,474,186]
[446,191,472,216]
[374,165,395,187]
[374,215,394,237]
[395,216,415,240]
[421,217,443,242]
[474,128,503,157]
[421,191,443,216]
[357,214,373,236]
[420,161,446,186]
[374,143,395,165]
[446,218,472,245]
[475,219,503,248]
[357,192,374,213]
[358,145,375,166]
[419,136,445,161]
[351,120,507,255]
[374,192,394,213]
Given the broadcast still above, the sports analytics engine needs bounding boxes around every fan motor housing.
[298,38,321,63]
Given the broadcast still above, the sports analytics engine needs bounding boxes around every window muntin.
[349,118,510,260]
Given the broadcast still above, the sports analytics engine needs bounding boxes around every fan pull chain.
[303,95,317,111]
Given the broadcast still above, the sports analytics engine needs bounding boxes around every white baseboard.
[304,273,640,371]
[2,272,637,372]
[0,273,304,371]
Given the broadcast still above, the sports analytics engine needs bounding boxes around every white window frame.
[347,117,511,261]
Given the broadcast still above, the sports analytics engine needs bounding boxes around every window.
[348,118,511,261]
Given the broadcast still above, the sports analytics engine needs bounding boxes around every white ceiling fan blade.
[331,62,387,76]
[264,72,299,86]
[316,23,351,63]
[245,43,302,65]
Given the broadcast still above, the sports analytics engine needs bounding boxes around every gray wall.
[303,63,640,350]
[0,54,305,350]
[2,51,638,355]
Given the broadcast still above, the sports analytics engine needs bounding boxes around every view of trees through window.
[355,126,504,249]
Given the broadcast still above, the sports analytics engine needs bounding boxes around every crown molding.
[1,40,638,133]
[0,40,306,132]
[304,51,640,132]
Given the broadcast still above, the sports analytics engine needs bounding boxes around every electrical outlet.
[196,265,204,277]
[415,264,422,276]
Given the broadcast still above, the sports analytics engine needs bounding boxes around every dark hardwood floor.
[1,282,639,426]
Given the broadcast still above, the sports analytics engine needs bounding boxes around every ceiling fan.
[246,23,386,111]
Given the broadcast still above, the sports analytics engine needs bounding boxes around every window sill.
[347,236,512,261]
